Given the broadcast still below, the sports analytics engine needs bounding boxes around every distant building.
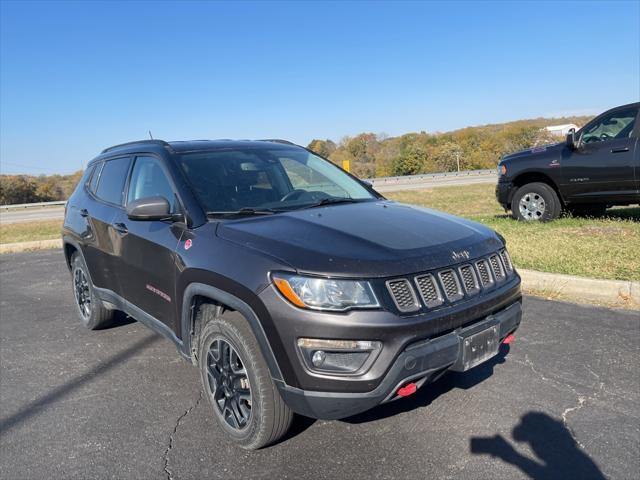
[544,124,579,136]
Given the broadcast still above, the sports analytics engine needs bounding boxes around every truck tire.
[196,305,293,449]
[511,182,561,221]
[70,251,116,329]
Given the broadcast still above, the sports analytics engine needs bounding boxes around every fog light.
[297,338,382,374]
[312,350,326,367]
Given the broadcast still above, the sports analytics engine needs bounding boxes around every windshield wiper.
[206,207,276,218]
[296,197,362,210]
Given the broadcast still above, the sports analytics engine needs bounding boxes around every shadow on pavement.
[470,411,605,479]
[343,344,511,425]
[0,333,160,435]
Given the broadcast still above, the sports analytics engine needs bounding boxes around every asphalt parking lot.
[0,250,638,479]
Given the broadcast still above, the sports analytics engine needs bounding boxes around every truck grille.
[385,250,515,313]
[414,274,443,308]
[438,269,464,302]
[386,279,419,312]
[459,264,480,295]
[500,249,513,273]
[489,254,506,282]
[475,259,494,288]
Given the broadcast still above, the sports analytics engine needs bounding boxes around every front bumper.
[495,180,514,209]
[276,300,521,419]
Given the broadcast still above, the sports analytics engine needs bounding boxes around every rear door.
[561,105,638,202]
[83,156,132,291]
[112,155,184,331]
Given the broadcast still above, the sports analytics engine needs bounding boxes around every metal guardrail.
[0,169,496,210]
[1,200,67,210]
[365,169,495,186]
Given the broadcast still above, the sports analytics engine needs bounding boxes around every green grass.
[0,220,62,244]
[388,184,640,282]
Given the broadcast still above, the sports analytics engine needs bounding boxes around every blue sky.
[1,0,639,174]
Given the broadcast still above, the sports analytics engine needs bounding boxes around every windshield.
[177,147,376,214]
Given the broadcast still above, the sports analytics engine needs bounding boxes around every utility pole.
[456,151,460,172]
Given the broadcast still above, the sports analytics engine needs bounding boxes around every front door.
[114,155,184,331]
[561,105,638,202]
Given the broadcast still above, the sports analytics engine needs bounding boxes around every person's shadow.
[470,411,605,479]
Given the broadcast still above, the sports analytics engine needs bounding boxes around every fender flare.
[180,282,284,382]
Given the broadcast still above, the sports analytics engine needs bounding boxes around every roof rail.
[258,138,296,146]
[101,139,172,154]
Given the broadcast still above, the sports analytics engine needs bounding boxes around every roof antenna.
[148,130,154,140]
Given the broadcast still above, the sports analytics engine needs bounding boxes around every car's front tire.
[70,251,116,329]
[511,182,561,221]
[196,305,293,449]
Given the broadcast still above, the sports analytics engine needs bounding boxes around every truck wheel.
[196,305,293,449]
[512,182,561,221]
[70,252,116,329]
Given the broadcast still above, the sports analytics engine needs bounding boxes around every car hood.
[215,201,504,278]
[501,142,564,162]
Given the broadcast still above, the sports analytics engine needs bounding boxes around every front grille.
[386,279,419,312]
[438,269,464,302]
[387,249,514,313]
[500,249,513,273]
[459,264,480,295]
[414,274,443,308]
[489,254,506,282]
[476,259,494,287]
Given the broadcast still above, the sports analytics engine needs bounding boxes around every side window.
[88,162,103,194]
[581,108,638,144]
[94,157,131,205]
[127,156,176,212]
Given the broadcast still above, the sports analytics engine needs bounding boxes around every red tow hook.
[397,382,417,397]
[503,334,515,345]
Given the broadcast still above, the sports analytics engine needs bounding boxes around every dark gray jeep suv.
[62,139,522,449]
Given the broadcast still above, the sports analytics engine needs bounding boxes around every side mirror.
[566,128,577,150]
[127,196,171,221]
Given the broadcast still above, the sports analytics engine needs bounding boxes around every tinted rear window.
[95,157,131,205]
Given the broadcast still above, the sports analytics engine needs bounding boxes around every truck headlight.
[497,164,507,176]
[272,273,380,311]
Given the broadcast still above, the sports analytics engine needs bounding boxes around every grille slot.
[500,249,513,273]
[414,274,444,308]
[459,264,480,295]
[386,279,420,312]
[476,259,495,288]
[438,269,464,302]
[489,254,506,282]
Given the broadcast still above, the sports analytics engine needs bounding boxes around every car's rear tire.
[511,182,561,221]
[196,305,293,449]
[70,251,116,329]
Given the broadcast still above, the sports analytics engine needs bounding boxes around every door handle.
[79,208,89,217]
[611,147,629,153]
[112,222,128,235]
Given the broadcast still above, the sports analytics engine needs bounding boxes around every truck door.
[561,105,638,202]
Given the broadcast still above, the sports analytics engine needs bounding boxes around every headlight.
[497,164,507,176]
[272,273,380,311]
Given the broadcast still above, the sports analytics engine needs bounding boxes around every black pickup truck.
[496,102,640,221]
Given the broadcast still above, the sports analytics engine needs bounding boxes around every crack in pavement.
[519,354,606,452]
[163,390,204,480]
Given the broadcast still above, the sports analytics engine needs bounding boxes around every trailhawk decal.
[146,284,172,302]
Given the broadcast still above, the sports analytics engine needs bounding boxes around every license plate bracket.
[458,324,500,371]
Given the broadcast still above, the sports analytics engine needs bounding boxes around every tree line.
[0,171,83,205]
[308,116,592,178]
[0,115,592,204]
